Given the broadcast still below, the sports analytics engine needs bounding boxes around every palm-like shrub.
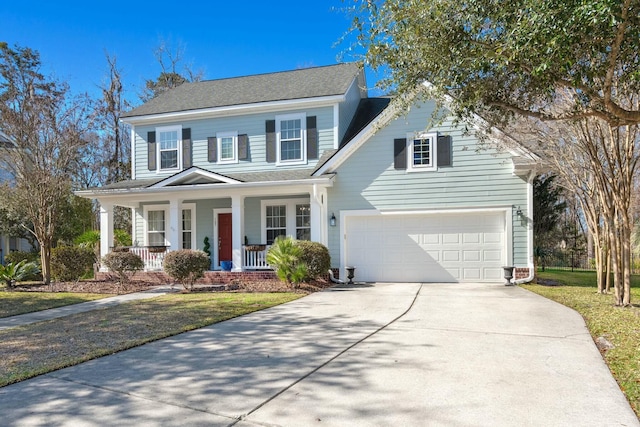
[266,236,307,286]
[0,260,41,288]
[163,249,210,291]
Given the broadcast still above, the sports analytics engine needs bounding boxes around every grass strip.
[522,269,640,418]
[0,292,110,318]
[0,292,300,387]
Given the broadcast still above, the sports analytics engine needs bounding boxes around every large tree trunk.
[39,239,51,285]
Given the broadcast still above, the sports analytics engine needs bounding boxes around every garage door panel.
[345,212,505,283]
[443,234,460,244]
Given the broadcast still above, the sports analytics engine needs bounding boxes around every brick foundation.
[97,270,279,285]
[515,267,531,280]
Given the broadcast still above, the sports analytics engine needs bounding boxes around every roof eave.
[121,94,347,125]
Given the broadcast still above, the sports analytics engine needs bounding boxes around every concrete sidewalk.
[0,286,174,330]
[0,283,637,426]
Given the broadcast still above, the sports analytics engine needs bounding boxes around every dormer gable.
[148,167,241,188]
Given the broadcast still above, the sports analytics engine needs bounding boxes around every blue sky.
[2,1,379,104]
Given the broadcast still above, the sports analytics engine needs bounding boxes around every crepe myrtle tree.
[349,0,640,305]
[0,43,93,285]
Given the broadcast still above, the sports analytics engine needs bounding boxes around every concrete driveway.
[0,283,637,426]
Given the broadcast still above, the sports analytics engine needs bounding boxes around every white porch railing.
[109,245,270,272]
[112,246,168,271]
[243,245,271,270]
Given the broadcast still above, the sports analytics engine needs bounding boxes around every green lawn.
[0,292,110,317]
[0,292,300,386]
[522,269,640,418]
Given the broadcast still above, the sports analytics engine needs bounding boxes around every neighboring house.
[77,63,537,283]
[0,130,35,265]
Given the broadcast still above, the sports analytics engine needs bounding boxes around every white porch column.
[99,202,114,270]
[231,195,245,271]
[168,198,182,251]
[310,185,328,245]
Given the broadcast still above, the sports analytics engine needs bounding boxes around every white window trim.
[261,198,311,243]
[276,113,307,166]
[156,124,182,172]
[180,203,197,250]
[216,131,238,164]
[407,131,438,173]
[143,204,169,246]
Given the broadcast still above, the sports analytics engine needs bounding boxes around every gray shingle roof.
[123,63,362,118]
[85,167,332,192]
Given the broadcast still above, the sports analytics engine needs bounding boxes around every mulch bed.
[10,278,333,295]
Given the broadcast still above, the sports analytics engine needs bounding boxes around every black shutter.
[147,131,156,170]
[306,116,318,160]
[394,138,407,170]
[182,128,192,168]
[266,120,276,163]
[238,134,249,160]
[207,137,217,163]
[437,135,452,167]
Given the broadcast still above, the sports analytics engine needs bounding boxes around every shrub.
[0,260,41,288]
[163,249,210,291]
[266,236,307,286]
[5,250,39,265]
[102,251,144,284]
[51,246,96,282]
[295,241,331,280]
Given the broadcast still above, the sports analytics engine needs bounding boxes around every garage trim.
[339,207,514,282]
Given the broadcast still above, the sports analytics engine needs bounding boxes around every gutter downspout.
[515,170,536,284]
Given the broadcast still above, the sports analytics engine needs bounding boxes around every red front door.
[218,213,232,266]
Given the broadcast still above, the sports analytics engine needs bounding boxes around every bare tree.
[498,110,639,305]
[0,43,92,284]
[140,38,204,102]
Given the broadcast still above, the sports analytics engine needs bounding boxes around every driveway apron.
[0,283,637,427]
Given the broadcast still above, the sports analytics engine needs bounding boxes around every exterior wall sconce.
[515,206,523,217]
[330,213,336,227]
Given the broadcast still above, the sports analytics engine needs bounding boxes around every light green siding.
[327,100,531,267]
[134,106,335,180]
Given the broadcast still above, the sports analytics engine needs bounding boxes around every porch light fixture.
[515,206,523,217]
[330,213,336,227]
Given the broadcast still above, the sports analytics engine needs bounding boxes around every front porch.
[84,168,334,273]
[116,245,272,272]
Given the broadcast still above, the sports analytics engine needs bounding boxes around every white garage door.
[345,212,506,283]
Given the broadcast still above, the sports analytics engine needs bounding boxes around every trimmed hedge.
[163,249,210,291]
[51,246,96,282]
[102,251,144,283]
[295,240,331,279]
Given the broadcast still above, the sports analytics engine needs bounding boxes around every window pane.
[281,140,301,160]
[296,204,310,227]
[159,131,178,150]
[182,232,192,249]
[280,118,302,161]
[220,136,234,160]
[161,151,178,169]
[149,232,165,246]
[413,138,431,166]
[296,228,311,241]
[182,210,192,230]
[266,205,287,245]
[148,211,165,231]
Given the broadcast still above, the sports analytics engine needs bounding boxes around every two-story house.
[77,63,537,283]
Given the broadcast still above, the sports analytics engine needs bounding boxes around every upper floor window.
[217,131,238,164]
[157,125,182,171]
[407,132,437,172]
[276,113,306,165]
